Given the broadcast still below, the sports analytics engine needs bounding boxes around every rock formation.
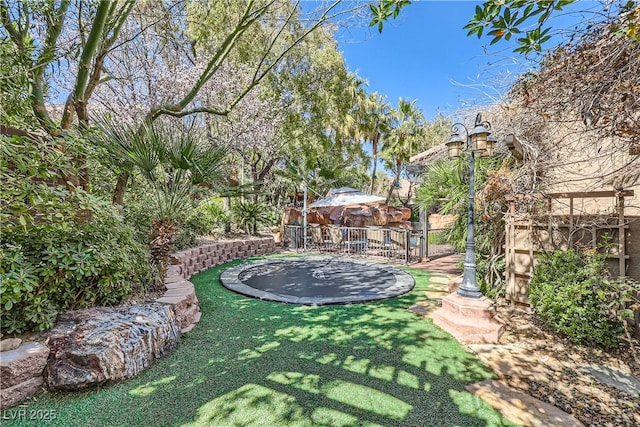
[0,342,49,409]
[282,203,413,229]
[45,304,181,391]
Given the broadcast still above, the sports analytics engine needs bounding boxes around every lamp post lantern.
[445,113,494,298]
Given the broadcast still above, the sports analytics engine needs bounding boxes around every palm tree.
[345,91,392,194]
[93,117,226,287]
[381,98,425,204]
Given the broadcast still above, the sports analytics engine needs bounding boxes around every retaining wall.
[159,237,277,332]
[0,237,277,409]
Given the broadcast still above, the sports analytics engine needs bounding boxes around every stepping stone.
[423,290,449,300]
[580,365,640,397]
[0,338,22,352]
[467,379,584,427]
[468,343,552,382]
[408,301,439,317]
[429,275,450,284]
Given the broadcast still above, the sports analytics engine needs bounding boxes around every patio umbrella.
[309,187,385,208]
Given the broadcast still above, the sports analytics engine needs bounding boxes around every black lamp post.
[445,113,494,298]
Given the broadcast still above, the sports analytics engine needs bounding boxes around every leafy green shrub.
[262,207,283,229]
[121,182,156,245]
[0,195,154,334]
[529,248,636,348]
[173,211,212,250]
[1,136,153,334]
[231,200,270,235]
[199,198,232,231]
[427,231,448,245]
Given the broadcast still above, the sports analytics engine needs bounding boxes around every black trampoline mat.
[219,256,415,305]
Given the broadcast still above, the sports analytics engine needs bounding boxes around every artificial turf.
[5,256,518,426]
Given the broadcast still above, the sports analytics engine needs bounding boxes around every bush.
[231,200,270,235]
[1,136,153,334]
[262,207,282,229]
[122,183,156,245]
[477,254,506,299]
[173,210,213,250]
[172,198,235,249]
[0,195,154,334]
[529,248,636,348]
[427,231,448,245]
[199,198,231,231]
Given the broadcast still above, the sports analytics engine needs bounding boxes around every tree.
[508,7,639,151]
[0,33,35,128]
[381,98,424,204]
[370,0,640,54]
[1,0,353,201]
[345,91,392,194]
[93,116,226,286]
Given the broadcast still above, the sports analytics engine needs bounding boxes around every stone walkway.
[408,254,584,427]
[407,254,462,318]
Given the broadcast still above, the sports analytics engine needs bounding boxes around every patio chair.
[366,227,392,258]
[309,224,331,252]
[328,226,344,252]
[343,227,368,255]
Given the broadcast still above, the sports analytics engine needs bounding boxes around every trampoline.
[219,256,415,305]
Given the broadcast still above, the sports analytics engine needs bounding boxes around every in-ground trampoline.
[219,256,415,305]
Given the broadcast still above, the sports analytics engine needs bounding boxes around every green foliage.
[93,116,227,221]
[262,207,283,229]
[463,0,569,52]
[92,117,228,277]
[416,156,498,247]
[121,182,156,245]
[0,38,36,127]
[172,212,211,251]
[172,198,233,250]
[199,198,232,230]
[529,248,637,348]
[427,231,448,245]
[370,0,574,52]
[231,200,270,235]
[369,0,411,32]
[416,155,506,295]
[1,136,153,334]
[476,254,506,299]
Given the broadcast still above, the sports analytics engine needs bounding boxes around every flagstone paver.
[466,380,585,427]
[580,365,640,397]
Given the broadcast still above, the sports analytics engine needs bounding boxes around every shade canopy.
[309,187,385,208]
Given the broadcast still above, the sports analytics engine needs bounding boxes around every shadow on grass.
[8,256,518,427]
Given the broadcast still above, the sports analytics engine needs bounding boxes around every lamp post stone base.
[432,293,505,344]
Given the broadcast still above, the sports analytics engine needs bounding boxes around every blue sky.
[333,1,597,121]
[335,1,519,121]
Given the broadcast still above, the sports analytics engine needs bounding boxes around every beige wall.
[536,123,640,216]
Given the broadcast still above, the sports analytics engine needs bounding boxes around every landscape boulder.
[0,342,49,409]
[45,303,181,391]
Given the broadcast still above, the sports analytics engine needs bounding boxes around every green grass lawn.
[7,256,517,426]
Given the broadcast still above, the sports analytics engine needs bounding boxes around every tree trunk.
[112,172,129,205]
[385,159,402,204]
[149,218,178,291]
[223,196,232,233]
[369,133,379,195]
[385,173,398,204]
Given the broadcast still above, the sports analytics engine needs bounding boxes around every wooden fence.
[504,190,639,334]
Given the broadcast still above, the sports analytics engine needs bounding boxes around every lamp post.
[302,182,308,252]
[445,113,494,298]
